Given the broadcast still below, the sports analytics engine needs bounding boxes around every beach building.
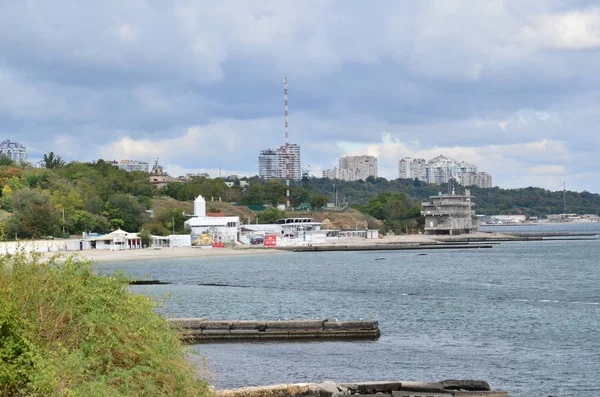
[421,189,477,235]
[184,195,240,246]
[87,229,144,250]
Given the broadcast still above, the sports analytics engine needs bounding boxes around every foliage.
[309,193,328,210]
[7,189,62,238]
[263,179,286,206]
[358,192,423,234]
[102,194,147,232]
[0,252,212,397]
[257,207,287,224]
[138,228,152,247]
[0,155,14,167]
[160,178,233,202]
[42,152,66,169]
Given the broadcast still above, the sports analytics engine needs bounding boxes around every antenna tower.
[284,77,291,210]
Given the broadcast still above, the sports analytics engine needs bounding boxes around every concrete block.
[167,318,208,329]
[341,381,403,393]
[323,321,378,330]
[264,320,325,330]
[394,382,448,392]
[230,321,260,330]
[392,393,450,397]
[203,321,234,330]
[439,380,491,392]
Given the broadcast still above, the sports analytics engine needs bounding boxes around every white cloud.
[520,8,600,50]
[528,165,566,175]
[113,23,140,43]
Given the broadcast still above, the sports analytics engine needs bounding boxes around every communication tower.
[284,77,291,210]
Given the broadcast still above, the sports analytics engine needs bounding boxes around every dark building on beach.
[421,189,478,235]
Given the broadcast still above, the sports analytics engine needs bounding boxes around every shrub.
[0,252,212,397]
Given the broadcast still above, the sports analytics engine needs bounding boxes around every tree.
[9,189,61,238]
[0,155,14,166]
[309,193,328,210]
[263,179,286,206]
[42,152,66,169]
[242,183,265,205]
[102,194,146,232]
[291,187,311,207]
[257,207,287,224]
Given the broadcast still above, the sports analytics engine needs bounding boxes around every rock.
[318,381,341,397]
[439,380,491,391]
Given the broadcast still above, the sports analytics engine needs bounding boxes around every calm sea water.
[96,223,600,397]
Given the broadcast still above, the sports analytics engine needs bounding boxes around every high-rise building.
[0,139,27,163]
[398,155,492,188]
[258,144,301,180]
[323,155,378,181]
[460,172,492,188]
[399,157,427,180]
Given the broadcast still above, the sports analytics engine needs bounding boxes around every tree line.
[2,153,599,240]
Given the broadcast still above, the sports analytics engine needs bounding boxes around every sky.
[1,1,600,192]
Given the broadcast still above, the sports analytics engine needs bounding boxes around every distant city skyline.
[1,2,597,192]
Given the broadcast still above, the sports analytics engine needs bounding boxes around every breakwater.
[217,380,509,397]
[168,319,380,343]
[281,244,493,252]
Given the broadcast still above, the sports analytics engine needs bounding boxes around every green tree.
[42,152,66,169]
[9,189,62,238]
[291,186,311,207]
[257,207,287,224]
[242,182,265,205]
[102,194,146,232]
[264,179,286,206]
[0,155,14,166]
[309,193,328,210]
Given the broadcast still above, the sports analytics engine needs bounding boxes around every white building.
[258,143,301,180]
[399,157,427,180]
[111,160,149,172]
[460,172,492,188]
[323,155,378,181]
[398,155,491,188]
[184,195,240,246]
[0,139,27,163]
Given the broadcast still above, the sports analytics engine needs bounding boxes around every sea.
[95,223,600,397]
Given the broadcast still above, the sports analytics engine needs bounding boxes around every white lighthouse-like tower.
[194,195,206,217]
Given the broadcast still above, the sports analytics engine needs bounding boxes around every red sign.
[264,234,277,247]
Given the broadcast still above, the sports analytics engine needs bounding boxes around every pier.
[168,319,380,343]
[281,243,493,252]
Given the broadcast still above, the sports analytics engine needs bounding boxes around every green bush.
[0,252,212,397]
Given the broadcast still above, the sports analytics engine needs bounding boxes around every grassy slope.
[0,253,212,397]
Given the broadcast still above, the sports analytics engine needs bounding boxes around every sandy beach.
[42,231,511,263]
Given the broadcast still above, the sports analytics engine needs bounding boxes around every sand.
[37,232,513,263]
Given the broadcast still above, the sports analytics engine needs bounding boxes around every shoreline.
[28,230,598,264]
[43,246,284,263]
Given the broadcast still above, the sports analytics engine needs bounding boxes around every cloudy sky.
[2,1,600,192]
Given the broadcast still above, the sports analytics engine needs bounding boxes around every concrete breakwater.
[217,380,509,397]
[168,319,380,343]
[282,244,493,253]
